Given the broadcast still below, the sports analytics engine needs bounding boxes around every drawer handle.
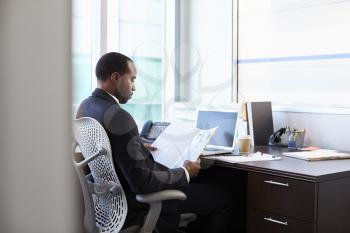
[263,217,288,226]
[264,180,289,187]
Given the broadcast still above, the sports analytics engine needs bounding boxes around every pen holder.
[288,129,305,149]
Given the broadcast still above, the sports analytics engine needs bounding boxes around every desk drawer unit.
[247,172,317,222]
[247,209,316,233]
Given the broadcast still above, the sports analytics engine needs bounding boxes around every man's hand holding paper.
[184,159,201,178]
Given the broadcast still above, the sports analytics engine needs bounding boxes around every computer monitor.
[196,110,238,150]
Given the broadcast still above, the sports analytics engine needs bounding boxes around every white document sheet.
[151,122,217,168]
[208,152,281,163]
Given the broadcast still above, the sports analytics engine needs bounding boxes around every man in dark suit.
[77,52,238,233]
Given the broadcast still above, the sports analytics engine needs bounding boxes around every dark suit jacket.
[77,88,188,227]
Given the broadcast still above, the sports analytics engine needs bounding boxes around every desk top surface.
[202,146,350,182]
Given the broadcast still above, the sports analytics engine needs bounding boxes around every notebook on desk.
[196,110,238,155]
[283,149,350,161]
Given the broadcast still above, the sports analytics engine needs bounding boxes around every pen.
[259,151,277,158]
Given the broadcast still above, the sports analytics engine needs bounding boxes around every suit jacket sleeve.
[104,106,188,194]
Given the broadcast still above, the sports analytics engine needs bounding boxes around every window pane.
[72,0,92,109]
[117,0,165,121]
[176,0,234,105]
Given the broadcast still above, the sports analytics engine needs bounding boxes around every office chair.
[73,117,196,233]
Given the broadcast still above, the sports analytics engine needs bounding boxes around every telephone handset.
[268,126,290,147]
[140,120,170,143]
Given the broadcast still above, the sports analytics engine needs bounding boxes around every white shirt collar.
[106,91,120,104]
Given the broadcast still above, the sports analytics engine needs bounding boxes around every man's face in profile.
[115,61,137,104]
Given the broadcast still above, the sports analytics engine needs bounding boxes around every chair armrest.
[136,190,187,204]
[72,148,107,168]
[137,190,187,233]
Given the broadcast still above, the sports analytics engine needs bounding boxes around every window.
[174,0,235,105]
[238,0,350,108]
[165,0,237,122]
[73,0,350,124]
[72,0,93,109]
[73,0,166,121]
[108,0,166,121]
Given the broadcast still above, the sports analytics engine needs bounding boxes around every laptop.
[196,110,238,155]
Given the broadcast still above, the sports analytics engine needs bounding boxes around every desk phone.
[140,120,170,143]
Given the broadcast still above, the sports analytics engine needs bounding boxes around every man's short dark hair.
[95,52,133,81]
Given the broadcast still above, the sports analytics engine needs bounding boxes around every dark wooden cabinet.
[247,172,316,222]
[203,146,350,233]
[247,172,317,232]
[247,209,315,233]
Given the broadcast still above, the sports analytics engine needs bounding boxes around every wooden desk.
[202,146,350,233]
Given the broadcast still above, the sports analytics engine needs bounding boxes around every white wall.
[273,111,350,151]
[171,106,350,151]
[0,0,83,232]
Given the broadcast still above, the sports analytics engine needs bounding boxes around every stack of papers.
[207,152,281,163]
[283,149,350,161]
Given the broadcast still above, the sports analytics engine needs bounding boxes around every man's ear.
[110,72,120,83]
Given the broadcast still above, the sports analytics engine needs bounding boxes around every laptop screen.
[196,110,238,149]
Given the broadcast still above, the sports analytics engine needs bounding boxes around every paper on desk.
[151,122,217,168]
[283,149,350,161]
[208,152,281,163]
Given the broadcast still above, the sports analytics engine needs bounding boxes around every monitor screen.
[196,110,238,148]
